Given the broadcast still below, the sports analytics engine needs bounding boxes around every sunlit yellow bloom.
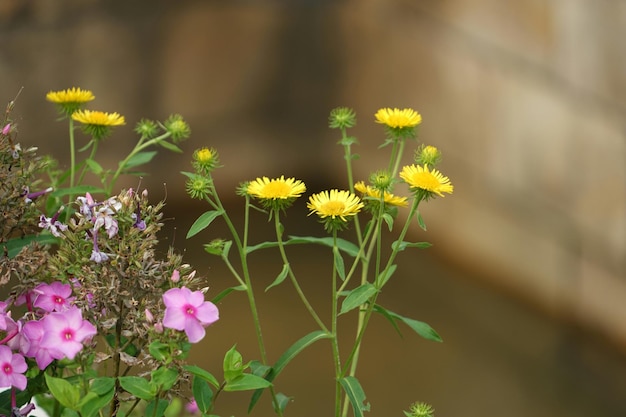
[400,164,453,197]
[247,176,306,200]
[374,108,421,129]
[307,190,363,221]
[46,87,95,104]
[354,181,408,207]
[72,110,125,126]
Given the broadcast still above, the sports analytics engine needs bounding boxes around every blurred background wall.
[1,0,625,416]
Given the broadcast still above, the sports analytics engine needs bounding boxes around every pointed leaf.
[373,305,442,342]
[340,283,378,315]
[184,365,220,388]
[50,185,105,198]
[246,236,359,257]
[192,376,214,413]
[333,247,345,281]
[416,210,427,231]
[158,140,183,153]
[211,284,246,304]
[152,367,178,391]
[187,210,223,239]
[265,263,290,291]
[84,158,104,175]
[223,345,245,382]
[248,330,331,412]
[146,399,169,417]
[122,151,158,169]
[118,376,157,401]
[376,264,397,287]
[224,374,272,392]
[339,376,370,417]
[3,233,59,258]
[372,304,402,336]
[391,240,432,251]
[78,388,115,417]
[45,373,80,410]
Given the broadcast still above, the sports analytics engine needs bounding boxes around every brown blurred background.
[2,0,626,415]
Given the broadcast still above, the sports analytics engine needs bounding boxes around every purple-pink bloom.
[39,307,96,360]
[21,320,54,370]
[38,208,67,237]
[185,399,200,415]
[162,287,219,343]
[0,345,27,390]
[2,123,10,136]
[33,282,74,312]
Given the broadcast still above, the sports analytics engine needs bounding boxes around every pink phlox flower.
[162,287,219,343]
[0,313,19,346]
[93,197,121,238]
[170,270,180,283]
[1,123,10,136]
[39,307,96,360]
[38,212,67,237]
[0,302,8,329]
[33,282,74,312]
[0,345,27,390]
[21,320,54,370]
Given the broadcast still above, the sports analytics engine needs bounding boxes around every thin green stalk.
[341,128,363,245]
[390,139,406,179]
[274,211,328,333]
[107,131,171,194]
[77,140,99,187]
[330,230,343,417]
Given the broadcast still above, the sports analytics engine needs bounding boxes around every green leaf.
[152,366,178,391]
[373,305,442,342]
[265,263,290,291]
[223,345,245,382]
[333,247,346,281]
[339,376,370,417]
[122,151,158,169]
[192,376,213,413]
[148,341,170,362]
[3,233,59,258]
[274,393,293,414]
[371,304,402,336]
[187,210,223,239]
[145,399,169,417]
[245,236,360,257]
[78,388,115,417]
[183,365,220,388]
[224,374,272,392]
[416,210,427,231]
[382,212,395,232]
[248,330,331,413]
[391,240,432,251]
[118,376,157,401]
[90,377,116,395]
[340,283,378,315]
[211,284,246,304]
[84,158,104,175]
[376,264,397,287]
[158,140,183,153]
[45,373,80,410]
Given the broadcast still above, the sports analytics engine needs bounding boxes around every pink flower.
[186,399,200,415]
[33,282,74,312]
[0,345,27,390]
[21,320,55,370]
[162,287,219,343]
[40,307,96,360]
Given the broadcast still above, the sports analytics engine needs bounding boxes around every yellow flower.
[247,176,306,211]
[354,181,408,207]
[72,110,125,126]
[416,145,441,166]
[46,87,95,117]
[71,110,125,140]
[307,190,363,222]
[400,164,453,198]
[196,148,214,164]
[46,87,95,104]
[374,108,421,129]
[192,147,219,173]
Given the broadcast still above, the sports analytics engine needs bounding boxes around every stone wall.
[1,0,625,348]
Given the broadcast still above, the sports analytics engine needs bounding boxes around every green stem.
[274,211,328,332]
[330,230,343,417]
[107,131,171,195]
[341,128,363,245]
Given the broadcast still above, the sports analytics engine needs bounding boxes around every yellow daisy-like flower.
[192,147,219,173]
[46,87,95,117]
[248,176,306,200]
[72,110,125,126]
[354,181,408,207]
[399,164,453,198]
[247,176,306,211]
[374,108,422,129]
[72,110,125,140]
[46,87,95,104]
[307,190,364,222]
